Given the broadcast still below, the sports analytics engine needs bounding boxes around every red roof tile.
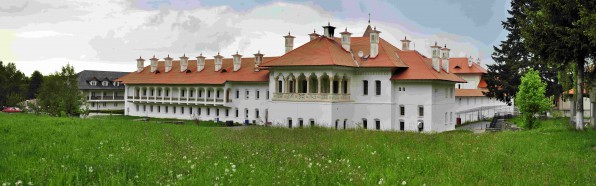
[116,57,277,85]
[455,89,487,97]
[450,57,487,74]
[390,50,466,83]
[477,77,487,88]
[260,37,358,67]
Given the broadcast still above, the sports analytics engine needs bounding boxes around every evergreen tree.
[0,61,28,107]
[27,71,43,99]
[520,0,596,130]
[485,0,562,106]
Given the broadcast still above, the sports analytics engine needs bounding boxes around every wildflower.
[100,142,103,145]
[214,163,218,166]
[2,182,7,186]
[328,160,332,163]
[27,182,33,185]
[187,160,191,164]
[308,163,312,168]
[191,164,196,169]
[402,180,407,185]
[407,156,410,159]
[378,178,384,185]
[176,174,182,179]
[88,166,94,173]
[225,168,229,173]
[135,175,139,179]
[15,180,22,186]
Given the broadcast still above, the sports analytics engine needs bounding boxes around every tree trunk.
[576,60,585,130]
[592,85,596,130]
[570,95,576,125]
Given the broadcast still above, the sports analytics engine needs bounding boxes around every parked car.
[2,107,22,113]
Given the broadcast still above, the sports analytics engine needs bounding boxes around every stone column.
[274,77,279,93]
[295,78,299,93]
[329,77,334,94]
[317,76,322,94]
[306,76,311,94]
[338,77,343,94]
[213,87,217,104]
[178,87,181,101]
[203,88,208,103]
[223,88,228,103]
[186,87,190,102]
[89,91,92,100]
[195,87,199,103]
[169,87,173,102]
[346,79,350,94]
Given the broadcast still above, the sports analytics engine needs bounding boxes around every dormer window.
[90,81,97,86]
[102,81,109,86]
[113,82,120,86]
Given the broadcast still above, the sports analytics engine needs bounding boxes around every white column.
[88,91,92,100]
[186,87,190,102]
[306,76,311,94]
[338,77,343,95]
[317,76,322,94]
[329,77,334,94]
[223,88,228,103]
[101,90,104,100]
[178,87,181,101]
[213,87,217,104]
[169,87,173,102]
[203,88,208,104]
[195,87,199,104]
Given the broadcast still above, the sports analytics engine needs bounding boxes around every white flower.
[183,156,187,159]
[135,175,139,179]
[225,168,229,173]
[402,180,407,185]
[231,164,236,169]
[308,163,312,168]
[191,164,196,169]
[88,166,94,173]
[378,178,384,185]
[15,180,22,186]
[407,156,410,159]
[328,160,331,163]
[27,182,33,186]
[176,174,182,179]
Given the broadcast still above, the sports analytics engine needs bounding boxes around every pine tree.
[27,71,43,99]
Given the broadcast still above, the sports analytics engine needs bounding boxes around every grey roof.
[77,70,130,90]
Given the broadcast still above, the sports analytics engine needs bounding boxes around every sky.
[0,0,511,75]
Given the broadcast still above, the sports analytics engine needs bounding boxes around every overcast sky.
[0,0,510,75]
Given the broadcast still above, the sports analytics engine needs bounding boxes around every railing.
[127,97,230,105]
[88,96,125,101]
[272,93,351,102]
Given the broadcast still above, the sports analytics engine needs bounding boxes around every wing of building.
[117,22,469,132]
[78,70,129,112]
[450,57,515,124]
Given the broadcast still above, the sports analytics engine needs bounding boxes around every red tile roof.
[455,89,487,97]
[477,77,487,88]
[449,57,487,74]
[390,51,466,83]
[260,36,359,67]
[116,57,277,85]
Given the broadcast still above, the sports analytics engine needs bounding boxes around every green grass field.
[0,113,594,185]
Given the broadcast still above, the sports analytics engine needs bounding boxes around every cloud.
[16,30,73,38]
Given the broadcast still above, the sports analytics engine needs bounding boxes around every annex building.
[117,22,483,132]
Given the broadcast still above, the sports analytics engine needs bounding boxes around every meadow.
[0,113,594,185]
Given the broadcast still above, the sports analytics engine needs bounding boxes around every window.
[245,109,249,118]
[225,109,229,117]
[278,80,283,93]
[375,80,381,95]
[181,89,185,97]
[207,90,211,98]
[90,81,97,86]
[102,81,109,86]
[445,88,448,98]
[198,107,201,115]
[216,108,219,116]
[135,105,139,111]
[255,109,260,118]
[362,119,368,129]
[299,119,304,128]
[113,82,120,86]
[150,105,153,112]
[288,118,293,128]
[157,106,161,113]
[173,106,176,114]
[166,89,169,97]
[104,103,107,107]
[363,80,368,95]
[165,106,168,113]
[266,90,270,99]
[399,120,405,131]
[400,105,405,116]
[445,112,448,123]
[245,90,249,99]
[189,107,193,115]
[398,87,401,91]
[256,90,260,99]
[190,90,194,97]
[181,107,185,114]
[418,106,424,117]
[235,108,239,117]
[207,108,210,115]
[403,87,405,91]
[236,90,239,99]
[198,90,202,97]
[216,90,220,98]
[375,120,380,130]
[91,103,95,107]
[310,119,315,127]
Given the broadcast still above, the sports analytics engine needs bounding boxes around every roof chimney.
[430,42,442,72]
[323,22,336,38]
[369,26,380,58]
[214,52,223,71]
[441,44,450,73]
[254,50,263,72]
[400,36,411,51]
[476,57,481,65]
[468,56,473,67]
[283,32,295,54]
[180,54,189,72]
[164,54,173,72]
[196,53,206,72]
[150,55,158,72]
[340,28,352,51]
[308,29,320,41]
[232,51,242,72]
[136,56,145,73]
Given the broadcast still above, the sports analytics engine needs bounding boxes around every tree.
[485,0,562,105]
[37,64,83,117]
[0,61,28,107]
[27,71,43,99]
[520,0,596,130]
[515,69,552,129]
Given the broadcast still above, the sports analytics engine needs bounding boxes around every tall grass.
[0,113,594,185]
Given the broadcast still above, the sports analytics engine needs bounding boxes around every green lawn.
[0,113,594,185]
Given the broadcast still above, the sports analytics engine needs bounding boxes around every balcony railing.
[272,93,351,102]
[126,96,230,106]
[88,96,125,101]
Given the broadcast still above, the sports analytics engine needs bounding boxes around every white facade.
[84,90,125,111]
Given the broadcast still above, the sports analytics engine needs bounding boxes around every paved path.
[456,121,491,133]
